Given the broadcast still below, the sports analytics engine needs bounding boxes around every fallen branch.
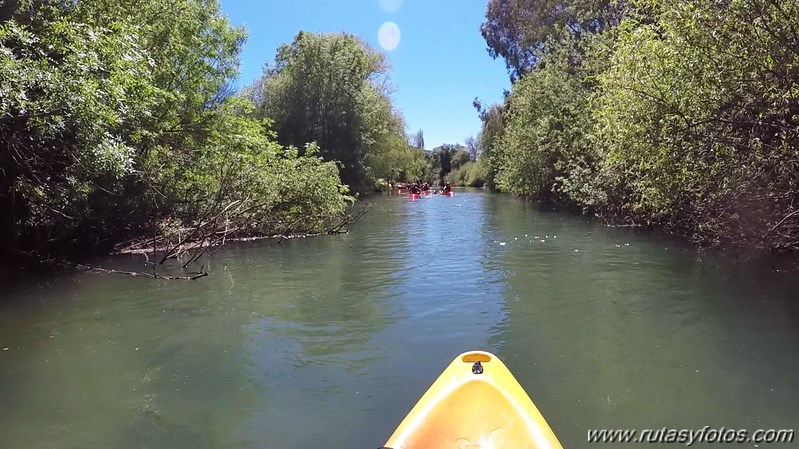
[767,208,799,234]
[332,202,371,233]
[12,251,208,280]
[109,202,373,276]
[72,263,208,280]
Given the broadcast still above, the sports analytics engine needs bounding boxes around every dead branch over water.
[93,203,373,279]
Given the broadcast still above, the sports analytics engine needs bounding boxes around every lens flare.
[378,0,402,13]
[378,22,401,51]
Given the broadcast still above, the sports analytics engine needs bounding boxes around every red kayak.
[408,193,420,199]
[442,191,454,196]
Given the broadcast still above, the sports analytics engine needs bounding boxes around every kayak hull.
[383,351,563,449]
[408,193,420,199]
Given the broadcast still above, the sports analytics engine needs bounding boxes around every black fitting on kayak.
[472,361,484,375]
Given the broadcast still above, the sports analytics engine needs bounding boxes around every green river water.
[1,189,798,448]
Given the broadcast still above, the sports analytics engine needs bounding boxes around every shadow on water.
[1,189,797,449]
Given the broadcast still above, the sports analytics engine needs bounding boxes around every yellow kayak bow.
[383,351,564,449]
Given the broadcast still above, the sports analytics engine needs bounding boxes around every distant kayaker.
[442,183,452,194]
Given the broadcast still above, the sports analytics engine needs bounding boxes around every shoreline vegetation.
[2,0,797,279]
[0,1,427,276]
[474,0,799,254]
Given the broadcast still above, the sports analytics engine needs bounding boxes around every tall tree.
[432,144,467,180]
[410,128,425,149]
[473,100,505,190]
[247,32,405,187]
[465,136,479,161]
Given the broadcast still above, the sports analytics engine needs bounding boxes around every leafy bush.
[447,161,489,187]
[594,0,799,248]
[0,1,351,258]
[480,0,799,250]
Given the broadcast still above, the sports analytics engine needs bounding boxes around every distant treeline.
[475,0,799,252]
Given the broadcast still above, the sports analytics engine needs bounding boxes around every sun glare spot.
[378,22,401,51]
[378,0,402,13]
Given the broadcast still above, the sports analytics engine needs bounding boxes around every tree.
[481,0,621,79]
[594,0,799,248]
[451,149,471,171]
[492,40,600,203]
[1,3,167,254]
[246,32,406,188]
[0,0,351,261]
[430,144,468,180]
[477,0,799,251]
[465,136,479,161]
[410,128,425,149]
[473,100,505,190]
[447,161,488,187]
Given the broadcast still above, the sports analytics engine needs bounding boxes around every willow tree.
[0,1,168,254]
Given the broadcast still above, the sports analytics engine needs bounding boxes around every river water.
[1,190,797,448]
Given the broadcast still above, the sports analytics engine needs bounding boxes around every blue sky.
[219,0,510,149]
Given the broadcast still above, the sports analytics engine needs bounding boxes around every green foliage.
[424,143,469,182]
[451,149,471,171]
[247,32,412,189]
[480,0,799,250]
[481,0,621,79]
[493,40,601,205]
[1,1,350,258]
[404,148,431,182]
[141,99,350,238]
[1,14,161,249]
[447,161,489,187]
[474,102,505,190]
[594,0,799,247]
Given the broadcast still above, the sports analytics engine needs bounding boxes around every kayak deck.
[384,351,563,449]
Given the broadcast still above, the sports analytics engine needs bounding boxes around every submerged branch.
[71,263,208,280]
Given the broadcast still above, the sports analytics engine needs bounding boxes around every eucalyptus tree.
[481,0,621,79]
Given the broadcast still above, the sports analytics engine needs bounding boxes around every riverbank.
[2,2,423,263]
[476,0,799,254]
[506,196,799,273]
[2,203,370,281]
